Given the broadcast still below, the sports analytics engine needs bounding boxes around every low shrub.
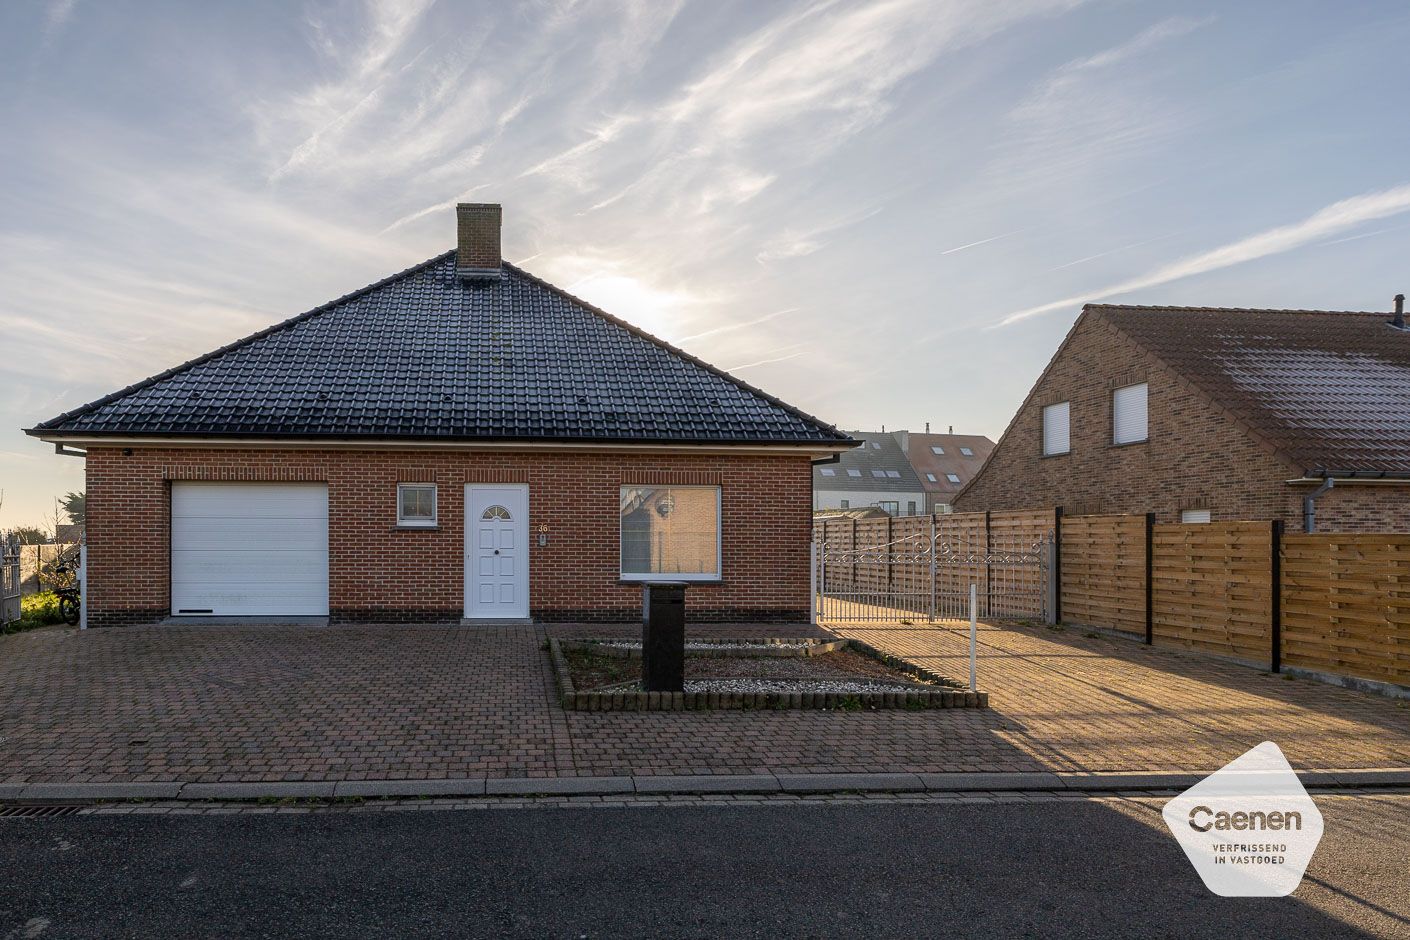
[4,592,67,633]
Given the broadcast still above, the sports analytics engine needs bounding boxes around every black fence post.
[1270,519,1283,673]
[1144,512,1156,646]
[1052,507,1063,623]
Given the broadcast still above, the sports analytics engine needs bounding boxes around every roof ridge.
[502,260,852,444]
[29,250,456,432]
[1086,303,1389,317]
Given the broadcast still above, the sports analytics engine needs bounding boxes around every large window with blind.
[619,486,721,581]
[1113,382,1149,444]
[1042,401,1070,456]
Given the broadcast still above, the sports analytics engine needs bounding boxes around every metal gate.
[813,524,1053,624]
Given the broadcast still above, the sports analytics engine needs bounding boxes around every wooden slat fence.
[1281,534,1410,688]
[1152,521,1273,662]
[1059,514,1147,635]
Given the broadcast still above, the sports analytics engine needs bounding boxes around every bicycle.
[52,557,81,626]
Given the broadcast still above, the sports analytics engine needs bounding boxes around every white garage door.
[171,483,329,616]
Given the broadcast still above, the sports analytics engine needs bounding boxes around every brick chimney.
[456,203,502,280]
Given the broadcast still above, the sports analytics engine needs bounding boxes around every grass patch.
[2,592,66,635]
[562,645,637,691]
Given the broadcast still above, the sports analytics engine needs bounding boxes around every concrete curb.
[5,769,1409,804]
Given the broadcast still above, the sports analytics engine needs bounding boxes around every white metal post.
[969,582,978,692]
[78,538,87,630]
[928,517,937,622]
[809,541,817,625]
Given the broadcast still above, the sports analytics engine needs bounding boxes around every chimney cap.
[1393,293,1406,330]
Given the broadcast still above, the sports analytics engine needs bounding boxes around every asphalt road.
[2,796,1408,939]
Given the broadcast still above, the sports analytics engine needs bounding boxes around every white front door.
[465,485,529,619]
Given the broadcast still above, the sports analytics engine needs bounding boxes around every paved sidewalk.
[1,620,1407,786]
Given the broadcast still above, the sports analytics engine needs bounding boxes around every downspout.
[1303,477,1334,533]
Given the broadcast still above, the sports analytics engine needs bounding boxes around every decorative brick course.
[85,446,813,626]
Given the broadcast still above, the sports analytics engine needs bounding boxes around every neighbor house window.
[886,470,901,479]
[1113,382,1148,445]
[840,500,850,509]
[946,473,961,484]
[397,484,437,527]
[926,473,938,483]
[907,501,917,515]
[620,486,720,581]
[878,501,899,515]
[871,470,887,478]
[1042,401,1070,456]
[870,442,880,449]
[930,446,945,455]
[1181,508,1211,524]
[847,469,861,478]
[819,468,836,476]
[959,447,974,457]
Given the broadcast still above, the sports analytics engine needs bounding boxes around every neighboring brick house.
[953,302,1410,532]
[893,429,994,513]
[26,204,854,626]
[811,432,927,516]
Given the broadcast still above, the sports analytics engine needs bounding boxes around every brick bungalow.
[953,301,1410,532]
[26,204,854,626]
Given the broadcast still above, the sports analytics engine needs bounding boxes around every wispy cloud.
[940,229,1021,255]
[989,15,1212,190]
[995,183,1410,326]
[756,208,882,263]
[723,349,808,372]
[1047,233,1179,271]
[678,309,793,343]
[44,0,78,35]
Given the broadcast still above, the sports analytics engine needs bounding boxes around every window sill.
[392,524,440,531]
[1040,451,1071,460]
[618,577,723,586]
[1109,439,1149,450]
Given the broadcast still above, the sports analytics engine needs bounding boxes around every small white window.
[930,446,945,455]
[840,499,849,509]
[886,470,901,479]
[847,469,861,478]
[926,473,937,483]
[959,447,974,457]
[397,484,437,527]
[1042,401,1070,456]
[871,470,886,478]
[907,501,917,515]
[946,473,961,484]
[1181,509,1211,524]
[1113,382,1148,444]
[819,468,836,477]
[870,442,880,449]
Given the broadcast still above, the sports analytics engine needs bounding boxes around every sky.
[3,0,1410,529]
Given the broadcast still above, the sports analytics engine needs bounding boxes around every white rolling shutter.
[1181,509,1211,524]
[1042,401,1070,455]
[1113,383,1148,444]
[171,483,329,616]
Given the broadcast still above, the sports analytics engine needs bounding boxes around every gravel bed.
[597,640,817,651]
[682,678,930,694]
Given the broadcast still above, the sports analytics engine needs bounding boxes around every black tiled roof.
[29,253,851,446]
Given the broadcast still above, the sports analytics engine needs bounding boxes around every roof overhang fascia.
[28,432,855,461]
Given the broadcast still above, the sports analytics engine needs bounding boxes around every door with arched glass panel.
[464,485,529,619]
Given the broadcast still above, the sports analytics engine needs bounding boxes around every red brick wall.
[953,313,1410,532]
[84,447,813,626]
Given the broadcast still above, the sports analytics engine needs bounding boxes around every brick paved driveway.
[1,620,1407,784]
